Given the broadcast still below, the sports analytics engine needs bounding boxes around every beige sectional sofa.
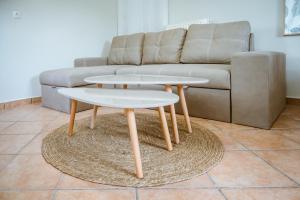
[39,21,286,129]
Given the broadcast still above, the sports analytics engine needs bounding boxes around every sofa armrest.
[74,57,108,67]
[231,51,286,129]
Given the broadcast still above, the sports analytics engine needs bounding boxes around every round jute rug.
[42,112,224,187]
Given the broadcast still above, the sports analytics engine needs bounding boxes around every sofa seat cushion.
[108,33,145,65]
[181,21,251,64]
[116,64,231,89]
[142,28,186,64]
[40,65,136,87]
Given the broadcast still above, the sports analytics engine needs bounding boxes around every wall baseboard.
[0,97,42,111]
[287,97,300,106]
[0,96,299,112]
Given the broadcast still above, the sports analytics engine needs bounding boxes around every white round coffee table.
[58,88,179,178]
[85,74,209,144]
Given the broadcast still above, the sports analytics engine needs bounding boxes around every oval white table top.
[84,74,209,85]
[58,88,179,109]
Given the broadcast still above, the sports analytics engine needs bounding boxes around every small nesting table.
[58,88,179,178]
[85,74,209,144]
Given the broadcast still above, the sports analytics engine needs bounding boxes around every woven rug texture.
[42,112,224,187]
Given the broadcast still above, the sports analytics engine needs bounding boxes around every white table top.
[58,88,179,109]
[84,74,209,85]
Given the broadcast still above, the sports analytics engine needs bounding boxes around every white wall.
[118,0,168,35]
[169,0,300,98]
[0,0,118,103]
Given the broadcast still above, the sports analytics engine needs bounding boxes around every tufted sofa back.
[108,21,251,65]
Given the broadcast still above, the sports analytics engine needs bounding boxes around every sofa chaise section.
[40,64,136,113]
[40,65,112,113]
[40,66,116,88]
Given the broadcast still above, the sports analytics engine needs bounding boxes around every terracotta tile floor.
[0,104,299,200]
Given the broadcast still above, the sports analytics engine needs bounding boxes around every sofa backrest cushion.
[142,28,186,64]
[108,33,144,65]
[180,21,251,64]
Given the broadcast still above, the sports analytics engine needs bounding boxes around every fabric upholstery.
[41,84,115,113]
[231,51,286,129]
[126,84,231,122]
[249,33,254,51]
[40,65,136,87]
[181,21,251,64]
[184,87,231,122]
[41,85,93,113]
[142,28,186,64]
[116,64,231,89]
[74,57,107,67]
[108,33,144,65]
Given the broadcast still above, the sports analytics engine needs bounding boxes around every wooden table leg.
[165,85,179,144]
[177,84,192,133]
[96,83,102,88]
[125,108,143,179]
[68,99,77,136]
[90,84,103,129]
[158,106,173,151]
[90,106,98,129]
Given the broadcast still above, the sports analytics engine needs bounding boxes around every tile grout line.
[280,133,300,145]
[232,137,300,186]
[0,156,17,172]
[0,120,57,135]
[234,132,300,186]
[206,172,217,186]
[212,123,300,181]
[190,121,300,193]
[1,186,300,192]
[51,189,58,200]
[0,121,18,133]
[218,189,229,200]
[15,130,46,154]
[237,149,300,152]
[0,113,30,123]
[136,185,300,190]
[224,148,300,152]
[212,125,300,151]
[0,125,48,173]
[0,133,48,135]
[209,123,253,152]
[221,125,300,188]
[206,173,228,200]
[135,187,139,200]
[250,150,300,186]
[210,130,300,189]
[51,173,64,200]
[0,108,40,172]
